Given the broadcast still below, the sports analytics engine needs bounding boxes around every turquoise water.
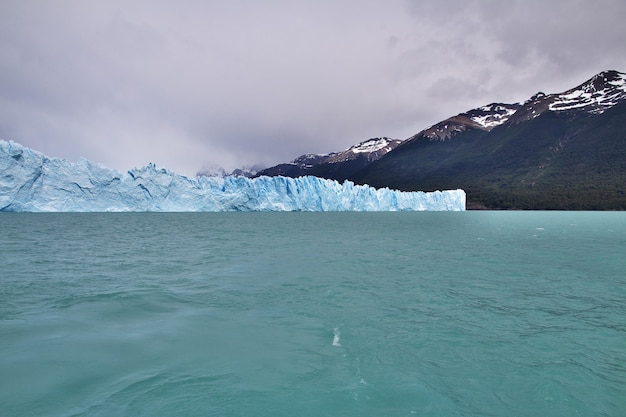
[1,212,624,416]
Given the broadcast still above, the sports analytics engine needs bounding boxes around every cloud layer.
[1,0,625,175]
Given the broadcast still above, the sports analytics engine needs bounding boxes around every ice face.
[0,140,465,212]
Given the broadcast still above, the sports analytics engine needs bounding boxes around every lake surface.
[1,212,625,416]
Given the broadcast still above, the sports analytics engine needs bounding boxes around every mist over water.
[1,212,625,416]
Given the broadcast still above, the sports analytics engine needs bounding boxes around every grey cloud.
[1,0,625,176]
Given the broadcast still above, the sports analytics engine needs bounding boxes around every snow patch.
[469,103,519,129]
[349,137,399,154]
[470,108,517,128]
[548,71,626,114]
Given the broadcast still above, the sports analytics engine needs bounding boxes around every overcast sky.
[1,0,625,175]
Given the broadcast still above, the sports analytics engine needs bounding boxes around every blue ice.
[0,140,465,212]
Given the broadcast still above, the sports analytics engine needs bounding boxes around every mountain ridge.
[255,137,403,181]
[257,69,626,210]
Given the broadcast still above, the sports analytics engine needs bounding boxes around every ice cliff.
[0,140,465,212]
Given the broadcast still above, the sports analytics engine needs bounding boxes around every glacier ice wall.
[0,140,465,212]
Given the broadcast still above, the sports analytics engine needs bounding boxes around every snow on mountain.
[349,137,402,154]
[0,140,465,212]
[509,70,626,123]
[292,137,402,165]
[255,137,402,177]
[255,70,626,174]
[324,137,403,163]
[507,92,550,123]
[548,70,626,113]
[411,70,626,141]
[291,153,332,169]
[415,103,521,142]
[467,103,521,129]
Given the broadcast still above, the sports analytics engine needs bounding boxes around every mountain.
[260,70,626,210]
[416,102,521,141]
[355,70,626,209]
[509,70,626,122]
[256,137,402,181]
[197,163,266,178]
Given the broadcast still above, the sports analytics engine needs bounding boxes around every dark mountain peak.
[255,137,402,178]
[324,137,402,163]
[349,137,401,153]
[510,70,626,123]
[409,102,521,142]
[416,115,480,142]
[291,153,333,168]
[589,69,623,86]
[506,92,554,124]
[288,137,403,167]
[548,69,626,114]
[463,102,522,129]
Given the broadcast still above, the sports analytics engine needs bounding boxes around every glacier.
[0,140,465,212]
